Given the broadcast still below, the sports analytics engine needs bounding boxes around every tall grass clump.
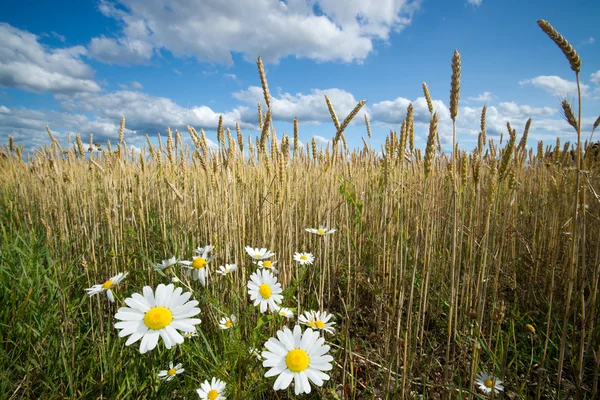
[0,20,599,399]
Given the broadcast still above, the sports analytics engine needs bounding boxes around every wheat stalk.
[450,50,461,122]
[537,20,581,73]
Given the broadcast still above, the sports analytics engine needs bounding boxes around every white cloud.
[131,81,144,89]
[233,86,365,125]
[173,69,182,75]
[119,83,129,89]
[0,23,100,94]
[519,76,589,98]
[591,70,600,85]
[89,0,421,65]
[497,102,556,118]
[51,31,66,43]
[467,0,482,6]
[371,96,450,125]
[1,90,257,152]
[224,73,237,80]
[88,35,154,65]
[54,90,255,139]
[468,91,494,102]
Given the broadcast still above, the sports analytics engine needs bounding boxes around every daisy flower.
[218,314,236,330]
[180,246,216,286]
[158,362,184,381]
[299,310,336,334]
[249,347,264,361]
[184,330,198,339]
[155,256,178,271]
[247,269,283,313]
[194,244,215,256]
[196,377,226,400]
[245,246,275,261]
[293,252,314,265]
[276,307,294,319]
[257,259,279,273]
[85,272,127,303]
[216,264,237,276]
[114,283,201,354]
[262,325,333,395]
[475,371,504,395]
[305,226,336,236]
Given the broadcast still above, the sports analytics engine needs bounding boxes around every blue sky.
[1,0,599,154]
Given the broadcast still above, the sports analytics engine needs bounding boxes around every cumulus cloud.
[371,96,450,125]
[130,81,143,89]
[88,0,421,66]
[0,88,260,152]
[0,23,100,93]
[88,35,154,65]
[54,90,255,139]
[591,70,600,85]
[467,0,482,6]
[519,75,589,98]
[468,91,494,102]
[233,86,366,125]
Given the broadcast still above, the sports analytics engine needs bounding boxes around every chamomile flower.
[299,310,336,334]
[247,269,283,313]
[305,226,336,236]
[245,246,275,261]
[158,362,184,381]
[194,244,215,256]
[184,330,198,339]
[293,252,314,265]
[216,264,237,276]
[262,325,333,395]
[197,377,226,400]
[257,259,279,273]
[276,307,294,319]
[475,372,504,395]
[114,283,201,354]
[155,257,178,271]
[218,314,236,330]
[85,272,127,303]
[180,246,216,286]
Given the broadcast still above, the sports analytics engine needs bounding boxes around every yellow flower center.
[255,252,262,258]
[525,324,535,334]
[262,261,272,267]
[300,255,307,261]
[167,368,177,376]
[484,379,494,388]
[259,283,272,299]
[207,389,219,400]
[102,280,115,289]
[225,320,233,327]
[317,229,325,235]
[315,320,325,329]
[286,349,310,372]
[144,306,173,330]
[307,321,316,328]
[192,257,207,269]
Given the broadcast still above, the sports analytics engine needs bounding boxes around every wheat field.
[0,20,599,399]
